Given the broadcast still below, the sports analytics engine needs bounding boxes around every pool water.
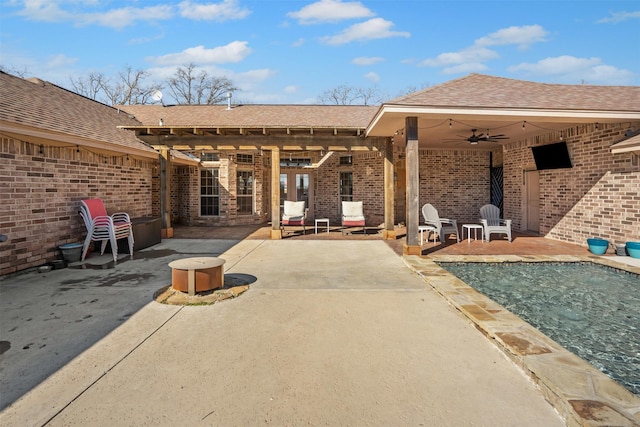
[438,262,640,396]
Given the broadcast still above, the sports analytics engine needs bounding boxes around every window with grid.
[200,168,220,216]
[339,171,353,206]
[236,170,253,214]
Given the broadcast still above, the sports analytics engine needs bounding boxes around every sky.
[1,0,639,105]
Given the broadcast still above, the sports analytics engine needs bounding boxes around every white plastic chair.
[341,201,366,235]
[281,200,308,235]
[80,199,134,263]
[480,204,512,242]
[421,203,460,243]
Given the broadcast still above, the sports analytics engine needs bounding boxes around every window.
[236,154,253,165]
[200,168,220,216]
[339,155,352,165]
[200,152,219,162]
[339,171,353,204]
[236,170,253,214]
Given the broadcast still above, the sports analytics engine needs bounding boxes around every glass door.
[280,171,313,217]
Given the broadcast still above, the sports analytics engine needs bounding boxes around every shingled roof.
[0,72,157,157]
[389,73,640,112]
[118,104,377,130]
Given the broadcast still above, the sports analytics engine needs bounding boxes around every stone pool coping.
[403,254,640,427]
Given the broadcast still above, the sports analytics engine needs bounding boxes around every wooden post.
[270,148,282,239]
[382,137,396,240]
[403,117,420,255]
[159,147,173,238]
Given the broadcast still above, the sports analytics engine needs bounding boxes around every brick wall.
[0,137,156,275]
[183,153,267,227]
[419,148,491,224]
[503,122,640,246]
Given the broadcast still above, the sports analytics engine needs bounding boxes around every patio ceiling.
[366,105,639,149]
[366,74,640,149]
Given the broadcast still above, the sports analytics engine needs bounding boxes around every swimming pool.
[437,261,639,396]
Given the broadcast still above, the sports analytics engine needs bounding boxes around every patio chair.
[341,201,366,235]
[480,204,512,242]
[421,203,460,243]
[80,199,134,263]
[281,200,308,235]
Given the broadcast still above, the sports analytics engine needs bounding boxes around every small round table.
[168,257,225,296]
[462,224,484,243]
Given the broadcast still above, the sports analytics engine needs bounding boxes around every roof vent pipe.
[226,92,232,110]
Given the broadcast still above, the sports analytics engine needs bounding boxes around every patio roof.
[118,104,380,151]
[367,74,640,148]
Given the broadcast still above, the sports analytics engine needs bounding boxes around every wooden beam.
[382,137,396,240]
[270,148,282,239]
[404,116,420,254]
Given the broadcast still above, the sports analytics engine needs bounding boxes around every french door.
[280,171,313,218]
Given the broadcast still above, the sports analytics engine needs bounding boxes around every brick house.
[1,71,639,275]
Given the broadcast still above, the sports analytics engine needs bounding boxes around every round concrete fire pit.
[168,257,225,296]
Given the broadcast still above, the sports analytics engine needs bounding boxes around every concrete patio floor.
[1,224,638,426]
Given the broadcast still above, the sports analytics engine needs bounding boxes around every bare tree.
[100,66,161,105]
[166,63,238,105]
[318,84,386,105]
[69,66,161,105]
[69,72,105,101]
[0,64,30,78]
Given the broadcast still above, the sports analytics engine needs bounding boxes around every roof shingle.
[389,74,640,112]
[0,72,156,154]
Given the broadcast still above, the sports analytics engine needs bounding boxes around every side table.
[462,224,484,243]
[418,225,437,245]
[315,218,330,234]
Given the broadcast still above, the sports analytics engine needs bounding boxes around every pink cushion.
[342,219,365,226]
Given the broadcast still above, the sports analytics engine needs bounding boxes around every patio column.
[159,147,173,238]
[382,137,396,240]
[270,148,282,239]
[403,117,420,255]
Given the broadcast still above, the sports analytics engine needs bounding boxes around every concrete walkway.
[1,238,565,426]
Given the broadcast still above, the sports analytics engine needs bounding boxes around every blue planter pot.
[627,242,640,259]
[587,238,609,255]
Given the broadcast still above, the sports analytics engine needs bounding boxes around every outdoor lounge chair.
[421,203,460,243]
[281,200,308,235]
[480,204,512,242]
[341,201,366,235]
[80,199,134,263]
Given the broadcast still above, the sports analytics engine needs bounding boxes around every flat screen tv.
[531,142,572,170]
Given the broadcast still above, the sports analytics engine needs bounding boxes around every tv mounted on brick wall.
[531,141,572,170]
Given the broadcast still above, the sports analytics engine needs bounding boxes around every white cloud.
[321,18,410,45]
[509,55,601,75]
[45,53,78,69]
[508,55,635,84]
[364,71,380,83]
[16,0,72,22]
[442,63,489,75]
[287,0,374,24]
[292,38,305,47]
[148,41,252,66]
[420,25,548,74]
[421,46,499,67]
[475,24,548,49]
[352,56,384,66]
[232,68,277,92]
[597,10,640,24]
[178,0,251,22]
[13,0,249,29]
[80,5,174,29]
[284,85,299,94]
